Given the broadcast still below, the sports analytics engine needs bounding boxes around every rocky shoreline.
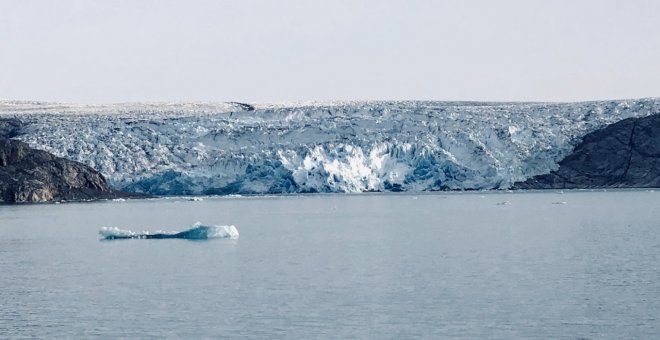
[514,114,660,189]
[1,118,144,203]
[0,139,147,203]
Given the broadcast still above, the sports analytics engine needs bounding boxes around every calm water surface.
[1,191,660,339]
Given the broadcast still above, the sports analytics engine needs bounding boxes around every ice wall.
[2,99,658,194]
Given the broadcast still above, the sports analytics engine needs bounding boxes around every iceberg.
[99,222,239,240]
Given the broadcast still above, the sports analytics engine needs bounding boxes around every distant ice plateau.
[1,99,659,195]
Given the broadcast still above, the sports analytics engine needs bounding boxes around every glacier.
[1,99,659,195]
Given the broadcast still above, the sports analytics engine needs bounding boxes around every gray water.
[1,191,660,339]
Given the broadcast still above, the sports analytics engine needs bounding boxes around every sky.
[1,0,659,103]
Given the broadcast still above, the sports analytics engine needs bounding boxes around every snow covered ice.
[1,99,659,195]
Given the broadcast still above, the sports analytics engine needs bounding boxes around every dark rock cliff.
[0,118,143,203]
[514,114,660,189]
[0,139,143,203]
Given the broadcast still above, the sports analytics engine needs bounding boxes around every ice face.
[3,99,659,194]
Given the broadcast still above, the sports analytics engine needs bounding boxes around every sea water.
[1,191,659,339]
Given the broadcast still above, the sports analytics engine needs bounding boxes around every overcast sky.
[1,0,659,103]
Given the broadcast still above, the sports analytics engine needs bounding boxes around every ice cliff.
[1,99,658,195]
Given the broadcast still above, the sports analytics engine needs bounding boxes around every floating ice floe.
[99,222,238,240]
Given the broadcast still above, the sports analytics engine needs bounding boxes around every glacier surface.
[1,99,659,195]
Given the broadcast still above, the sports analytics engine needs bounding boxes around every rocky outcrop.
[0,138,143,203]
[514,114,660,189]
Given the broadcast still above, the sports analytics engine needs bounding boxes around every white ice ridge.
[99,222,239,240]
[2,99,660,194]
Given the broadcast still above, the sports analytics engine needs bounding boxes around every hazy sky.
[1,0,659,103]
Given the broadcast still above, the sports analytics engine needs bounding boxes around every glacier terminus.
[1,99,659,196]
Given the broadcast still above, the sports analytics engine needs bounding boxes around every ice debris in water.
[99,222,238,240]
